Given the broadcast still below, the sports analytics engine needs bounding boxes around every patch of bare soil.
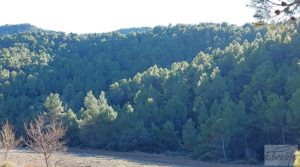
[0,149,264,167]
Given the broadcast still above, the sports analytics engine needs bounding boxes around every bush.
[0,161,16,167]
[294,151,300,167]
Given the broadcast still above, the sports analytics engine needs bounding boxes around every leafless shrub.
[24,115,67,167]
[0,120,20,160]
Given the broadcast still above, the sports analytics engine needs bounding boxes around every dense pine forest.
[0,23,299,162]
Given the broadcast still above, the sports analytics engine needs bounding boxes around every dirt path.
[0,149,264,167]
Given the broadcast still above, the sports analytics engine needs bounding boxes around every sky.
[0,0,255,34]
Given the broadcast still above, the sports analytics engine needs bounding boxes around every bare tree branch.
[24,115,67,167]
[0,119,20,160]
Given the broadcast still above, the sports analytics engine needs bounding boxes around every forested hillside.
[116,27,153,35]
[0,24,43,35]
[0,23,260,121]
[1,23,299,162]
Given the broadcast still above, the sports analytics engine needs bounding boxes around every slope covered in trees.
[1,23,299,162]
[101,24,300,161]
[0,24,43,35]
[0,23,261,125]
[115,27,153,35]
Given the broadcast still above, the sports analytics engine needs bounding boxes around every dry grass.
[23,163,37,167]
[0,161,16,167]
[0,149,265,167]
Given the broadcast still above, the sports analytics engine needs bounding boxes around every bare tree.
[0,119,19,160]
[24,115,67,167]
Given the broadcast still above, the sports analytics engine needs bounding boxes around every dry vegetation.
[0,120,20,161]
[0,149,266,167]
[0,114,66,167]
[0,115,279,167]
[24,115,66,167]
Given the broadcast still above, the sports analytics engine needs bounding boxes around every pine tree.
[44,93,65,121]
[161,121,179,151]
[287,89,300,142]
[182,119,197,152]
[265,93,287,144]
[80,91,117,147]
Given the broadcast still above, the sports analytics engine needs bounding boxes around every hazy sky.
[1,0,255,33]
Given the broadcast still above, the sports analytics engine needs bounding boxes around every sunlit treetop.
[249,0,300,22]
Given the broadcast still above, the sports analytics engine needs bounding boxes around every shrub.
[24,115,67,167]
[294,151,300,167]
[0,161,16,167]
[0,120,20,160]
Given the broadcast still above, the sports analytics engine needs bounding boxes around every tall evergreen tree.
[44,93,65,120]
[182,119,197,152]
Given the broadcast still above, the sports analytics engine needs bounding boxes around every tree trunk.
[281,125,285,144]
[90,124,94,146]
[278,115,285,144]
[244,132,249,161]
[221,134,227,161]
[232,135,238,159]
[267,130,271,145]
[44,153,49,167]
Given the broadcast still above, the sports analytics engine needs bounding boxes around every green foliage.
[0,24,42,35]
[101,24,300,160]
[79,91,117,147]
[2,23,300,162]
[249,0,300,22]
[161,121,179,151]
[44,93,64,120]
[182,119,197,152]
